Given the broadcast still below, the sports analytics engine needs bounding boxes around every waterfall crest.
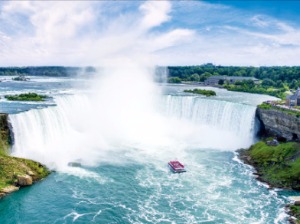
[163,95,257,143]
[9,93,258,169]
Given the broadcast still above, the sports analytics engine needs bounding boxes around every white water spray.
[9,77,258,172]
[7,1,257,172]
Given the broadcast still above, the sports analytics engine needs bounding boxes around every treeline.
[0,66,96,77]
[1,65,300,88]
[224,80,287,99]
[167,64,300,87]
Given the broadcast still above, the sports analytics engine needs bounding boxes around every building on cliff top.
[204,76,259,86]
[286,88,300,107]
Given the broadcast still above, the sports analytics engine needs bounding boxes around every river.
[0,73,295,224]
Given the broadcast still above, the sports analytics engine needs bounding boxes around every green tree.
[243,80,255,88]
[275,80,284,88]
[199,76,206,82]
[190,73,200,82]
[262,78,275,87]
[235,80,243,86]
[168,77,182,83]
[289,79,299,89]
[202,72,212,77]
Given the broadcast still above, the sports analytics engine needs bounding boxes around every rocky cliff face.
[0,113,11,152]
[257,108,300,141]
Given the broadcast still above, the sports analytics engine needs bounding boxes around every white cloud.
[251,15,270,28]
[147,29,195,52]
[2,1,34,14]
[224,19,300,48]
[0,1,98,65]
[0,1,299,66]
[31,3,94,43]
[0,1,198,67]
[139,1,171,29]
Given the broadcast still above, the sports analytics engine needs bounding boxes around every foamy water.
[2,73,292,223]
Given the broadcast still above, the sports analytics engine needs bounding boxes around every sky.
[0,0,300,66]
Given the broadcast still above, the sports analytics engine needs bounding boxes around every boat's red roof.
[168,161,184,169]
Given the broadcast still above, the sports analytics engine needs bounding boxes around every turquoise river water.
[0,74,299,224]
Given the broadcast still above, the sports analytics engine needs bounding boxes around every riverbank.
[170,81,288,99]
[287,203,300,224]
[0,113,49,198]
[238,140,300,223]
[238,141,300,190]
[223,84,286,99]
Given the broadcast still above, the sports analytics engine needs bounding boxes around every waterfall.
[9,93,258,169]
[163,95,257,143]
[9,95,92,168]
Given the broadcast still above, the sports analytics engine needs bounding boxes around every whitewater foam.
[10,86,259,172]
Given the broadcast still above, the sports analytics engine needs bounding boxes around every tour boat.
[168,161,186,173]
[67,161,82,167]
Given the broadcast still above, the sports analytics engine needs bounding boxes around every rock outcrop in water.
[256,107,300,141]
[16,174,33,186]
[0,113,50,198]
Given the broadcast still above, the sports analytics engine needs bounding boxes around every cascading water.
[5,80,289,223]
[10,89,258,170]
[9,95,89,168]
[162,95,257,149]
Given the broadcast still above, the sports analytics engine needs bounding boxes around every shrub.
[5,92,47,101]
[258,103,272,110]
[184,89,216,96]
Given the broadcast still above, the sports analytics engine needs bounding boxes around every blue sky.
[213,1,300,18]
[0,1,299,66]
[209,1,300,26]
